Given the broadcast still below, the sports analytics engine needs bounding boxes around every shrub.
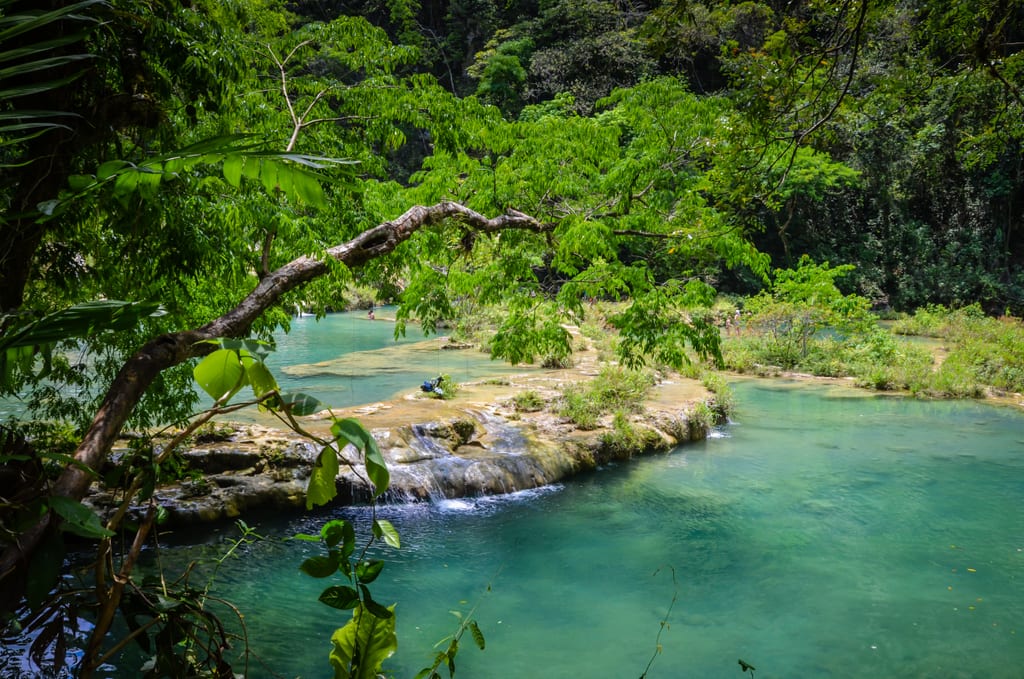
[558,386,599,429]
[587,365,656,413]
[512,390,546,412]
[700,372,735,418]
[557,365,656,428]
[599,411,659,455]
[688,401,717,438]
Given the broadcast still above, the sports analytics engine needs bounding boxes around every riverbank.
[85,335,718,528]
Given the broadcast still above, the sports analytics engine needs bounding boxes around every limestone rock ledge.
[86,378,719,527]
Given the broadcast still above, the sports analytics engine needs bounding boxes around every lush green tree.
[741,256,872,366]
[467,0,656,114]
[641,0,776,92]
[1,5,771,669]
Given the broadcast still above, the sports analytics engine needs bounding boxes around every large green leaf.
[0,1,104,43]
[355,559,384,584]
[49,495,114,539]
[40,134,351,215]
[300,552,341,578]
[222,153,243,187]
[245,360,279,407]
[321,519,355,550]
[0,31,91,65]
[192,349,246,402]
[329,603,397,679]
[469,620,486,650]
[319,585,360,610]
[0,300,163,393]
[306,446,340,509]
[331,418,389,496]
[0,52,93,81]
[372,519,400,549]
[280,391,321,416]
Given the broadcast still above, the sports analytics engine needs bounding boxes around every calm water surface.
[209,310,528,418]
[110,379,1024,679]
[0,310,524,421]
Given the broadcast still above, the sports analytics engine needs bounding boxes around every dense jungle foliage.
[1,0,1023,676]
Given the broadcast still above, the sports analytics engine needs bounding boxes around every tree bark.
[0,201,545,590]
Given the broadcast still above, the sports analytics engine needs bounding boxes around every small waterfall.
[468,409,528,454]
[407,423,455,458]
[337,413,568,503]
[383,454,478,502]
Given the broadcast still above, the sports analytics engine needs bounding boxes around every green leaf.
[244,359,278,404]
[332,418,389,496]
[360,586,394,620]
[67,174,94,191]
[293,168,326,206]
[222,153,243,187]
[372,519,400,549]
[193,349,246,402]
[321,519,354,549]
[291,533,322,543]
[135,168,162,200]
[355,559,384,584]
[239,154,261,180]
[280,391,321,416]
[329,603,397,679]
[49,495,114,538]
[468,620,486,650]
[306,446,339,509]
[259,158,278,194]
[446,637,459,675]
[0,1,103,43]
[300,552,341,578]
[112,171,138,202]
[0,301,164,392]
[319,585,360,610]
[96,159,130,181]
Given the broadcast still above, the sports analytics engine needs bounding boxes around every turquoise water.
[107,379,1024,678]
[210,310,528,418]
[0,310,523,422]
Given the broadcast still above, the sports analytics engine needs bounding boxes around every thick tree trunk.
[0,202,544,590]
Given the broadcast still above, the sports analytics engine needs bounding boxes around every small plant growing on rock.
[558,386,600,429]
[700,372,735,418]
[558,365,655,429]
[541,353,574,369]
[512,390,545,412]
[688,401,718,438]
[194,422,236,444]
[600,411,645,455]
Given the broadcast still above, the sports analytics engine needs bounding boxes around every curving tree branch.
[0,201,548,588]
